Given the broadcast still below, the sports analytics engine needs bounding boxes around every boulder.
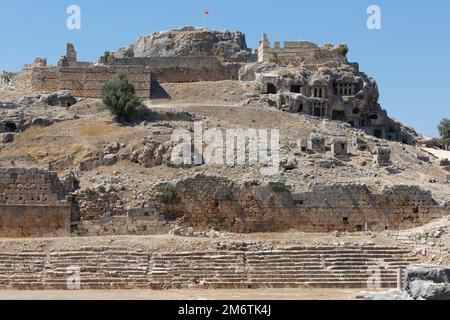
[103,154,118,166]
[60,170,80,192]
[40,91,77,107]
[0,132,15,144]
[31,117,54,127]
[239,62,278,81]
[436,158,450,166]
[408,280,450,300]
[404,265,450,287]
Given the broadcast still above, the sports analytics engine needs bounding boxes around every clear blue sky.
[0,0,448,136]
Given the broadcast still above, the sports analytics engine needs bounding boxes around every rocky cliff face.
[112,26,255,62]
[240,61,417,144]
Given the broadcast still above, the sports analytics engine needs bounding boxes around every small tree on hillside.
[438,118,450,150]
[101,71,142,122]
[104,51,112,63]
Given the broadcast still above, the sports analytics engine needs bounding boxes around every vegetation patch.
[156,184,178,204]
[101,71,143,122]
[270,181,288,193]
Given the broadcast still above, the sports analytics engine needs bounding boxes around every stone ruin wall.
[0,168,72,237]
[159,175,448,233]
[0,171,448,238]
[108,56,242,83]
[9,65,152,99]
[58,66,151,98]
[8,56,241,99]
[74,201,171,236]
[258,35,348,69]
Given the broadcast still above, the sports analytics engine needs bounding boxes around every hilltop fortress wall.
[109,56,241,83]
[9,64,152,99]
[5,44,242,99]
[257,33,348,68]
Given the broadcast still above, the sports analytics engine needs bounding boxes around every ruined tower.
[258,33,270,63]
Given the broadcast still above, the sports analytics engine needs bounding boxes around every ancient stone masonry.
[258,33,348,69]
[374,144,392,166]
[155,175,448,234]
[240,34,417,144]
[108,56,241,83]
[331,136,348,157]
[10,64,152,99]
[73,194,170,236]
[0,168,72,237]
[6,27,256,98]
[0,245,420,289]
[308,133,325,152]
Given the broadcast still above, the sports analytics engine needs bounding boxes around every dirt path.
[0,288,370,300]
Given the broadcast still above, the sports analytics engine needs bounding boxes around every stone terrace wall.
[0,168,71,237]
[11,66,151,99]
[75,206,171,236]
[160,175,449,233]
[109,56,241,83]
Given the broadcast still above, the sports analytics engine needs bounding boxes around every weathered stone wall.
[11,66,151,99]
[58,66,151,98]
[0,245,419,289]
[0,168,71,237]
[75,215,171,236]
[74,202,170,236]
[258,34,348,69]
[160,175,449,233]
[109,56,241,83]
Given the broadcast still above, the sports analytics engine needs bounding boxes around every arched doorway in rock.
[267,83,277,94]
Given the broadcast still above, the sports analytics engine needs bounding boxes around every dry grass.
[77,121,110,137]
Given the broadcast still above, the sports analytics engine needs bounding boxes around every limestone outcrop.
[242,61,417,144]
[363,265,450,300]
[111,26,255,63]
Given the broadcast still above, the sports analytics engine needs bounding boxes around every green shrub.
[223,190,233,201]
[104,51,111,63]
[337,44,349,57]
[156,184,178,204]
[399,194,410,207]
[80,188,97,198]
[270,181,287,193]
[378,195,391,206]
[101,71,142,122]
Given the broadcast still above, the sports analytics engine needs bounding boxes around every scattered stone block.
[103,154,118,166]
[0,132,15,144]
[31,117,54,127]
[374,144,391,166]
[417,154,430,162]
[436,158,450,166]
[331,136,348,157]
[353,137,368,151]
[307,133,325,152]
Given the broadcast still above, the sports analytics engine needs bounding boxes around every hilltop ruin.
[2,27,416,144]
